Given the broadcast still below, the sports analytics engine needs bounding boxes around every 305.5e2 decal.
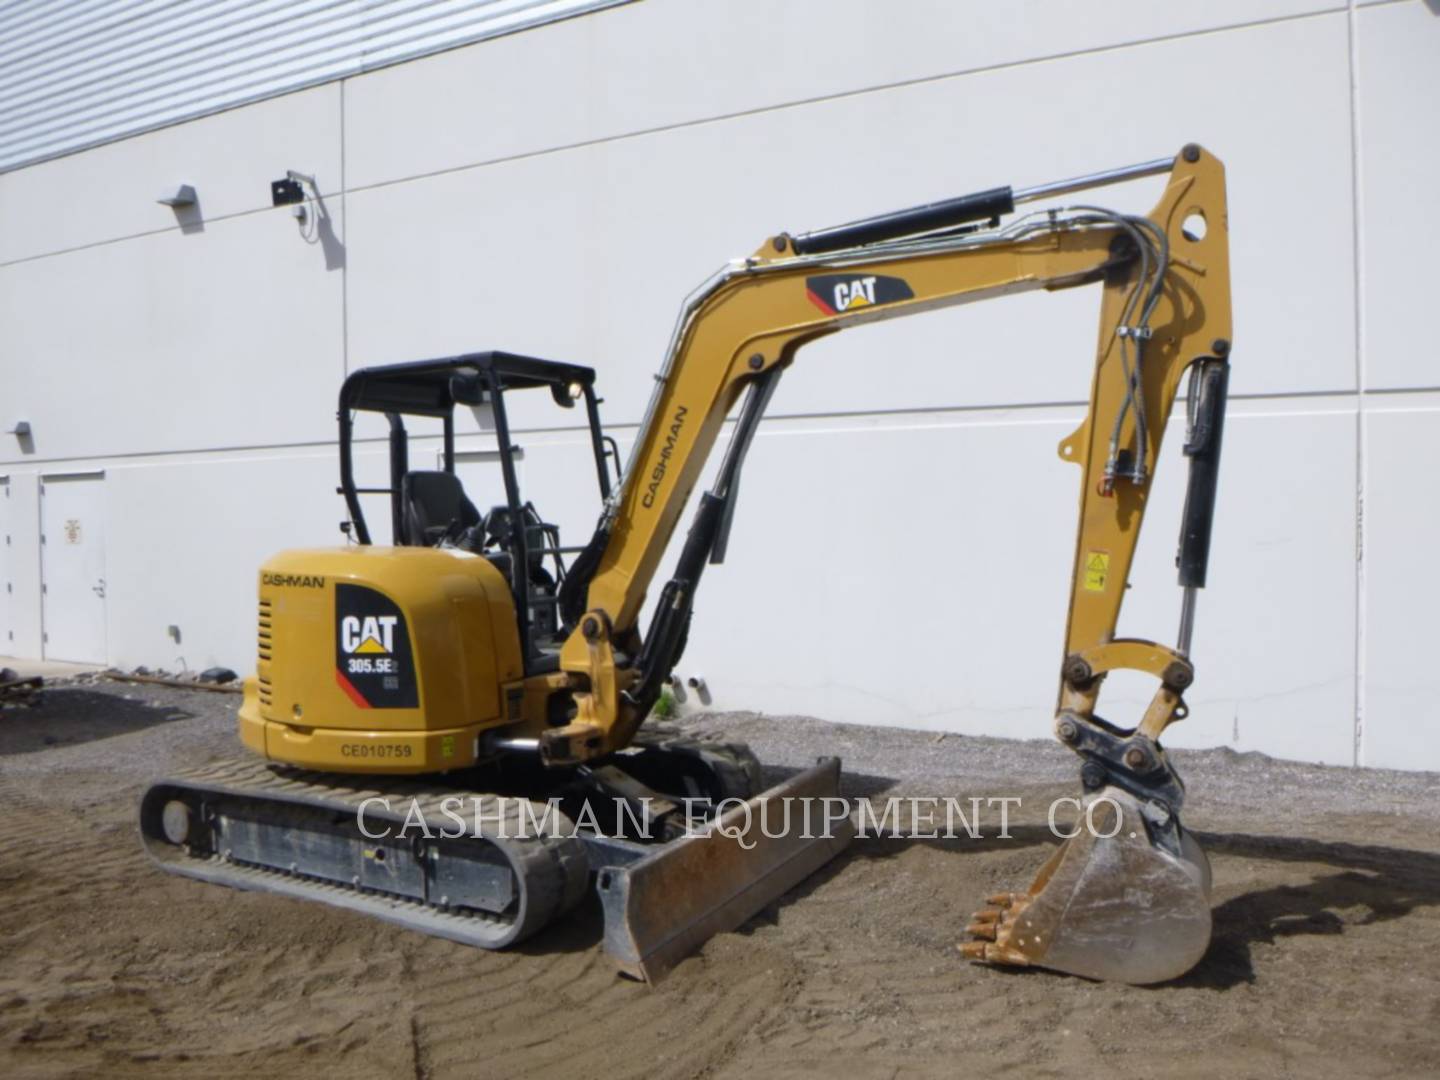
[334,583,418,708]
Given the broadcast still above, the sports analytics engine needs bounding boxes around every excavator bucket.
[963,787,1212,984]
[598,756,854,983]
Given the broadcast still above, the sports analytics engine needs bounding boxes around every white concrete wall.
[1,0,1436,768]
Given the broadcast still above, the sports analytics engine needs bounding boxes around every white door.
[40,473,107,663]
[0,477,12,653]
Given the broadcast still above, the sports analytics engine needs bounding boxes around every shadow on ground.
[517,893,607,958]
[1178,831,1440,989]
[0,688,195,755]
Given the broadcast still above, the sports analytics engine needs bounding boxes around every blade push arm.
[546,145,1232,766]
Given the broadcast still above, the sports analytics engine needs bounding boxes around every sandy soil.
[2,681,1438,1079]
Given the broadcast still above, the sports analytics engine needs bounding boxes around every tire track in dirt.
[0,773,416,1077]
[401,921,805,1080]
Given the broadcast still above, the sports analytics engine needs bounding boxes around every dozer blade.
[598,756,854,983]
[962,786,1212,984]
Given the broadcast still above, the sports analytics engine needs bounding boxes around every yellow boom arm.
[547,145,1232,773]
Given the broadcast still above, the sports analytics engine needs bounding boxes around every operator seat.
[400,471,483,548]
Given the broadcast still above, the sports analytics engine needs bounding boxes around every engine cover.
[238,546,523,773]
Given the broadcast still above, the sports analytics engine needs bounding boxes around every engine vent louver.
[257,600,274,708]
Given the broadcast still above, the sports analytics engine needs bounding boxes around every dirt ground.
[1,681,1438,1080]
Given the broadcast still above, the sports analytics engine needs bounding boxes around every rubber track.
[629,730,764,800]
[140,757,589,949]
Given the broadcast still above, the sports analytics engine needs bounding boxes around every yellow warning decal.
[440,735,456,759]
[1083,551,1110,592]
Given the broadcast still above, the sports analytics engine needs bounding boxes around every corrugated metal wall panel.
[0,0,631,174]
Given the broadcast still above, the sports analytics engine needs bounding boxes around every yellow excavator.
[142,144,1232,985]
